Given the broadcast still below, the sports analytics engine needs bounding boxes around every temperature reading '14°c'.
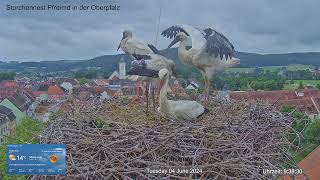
[16,155,26,161]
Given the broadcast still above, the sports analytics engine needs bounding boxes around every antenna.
[155,0,164,46]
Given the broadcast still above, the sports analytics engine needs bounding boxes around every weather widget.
[6,144,66,175]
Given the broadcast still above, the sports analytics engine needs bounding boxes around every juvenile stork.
[161,25,240,106]
[117,30,160,60]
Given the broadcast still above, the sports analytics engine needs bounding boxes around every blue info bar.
[6,144,66,175]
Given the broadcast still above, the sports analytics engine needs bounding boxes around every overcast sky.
[0,0,320,62]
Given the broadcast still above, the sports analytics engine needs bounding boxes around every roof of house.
[282,146,320,180]
[64,78,79,86]
[8,92,32,112]
[91,86,117,96]
[60,82,73,91]
[110,79,135,86]
[108,71,120,81]
[230,89,320,114]
[0,89,16,100]
[48,85,65,95]
[0,80,17,88]
[23,90,36,102]
[186,83,197,90]
[0,105,16,121]
[32,84,49,92]
[94,79,109,86]
[0,98,26,123]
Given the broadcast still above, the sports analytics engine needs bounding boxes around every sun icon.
[9,154,16,161]
[49,154,58,163]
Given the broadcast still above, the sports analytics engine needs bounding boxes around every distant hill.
[1,49,320,73]
[235,51,320,67]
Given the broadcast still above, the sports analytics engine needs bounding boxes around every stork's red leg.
[203,75,209,107]
[145,82,149,115]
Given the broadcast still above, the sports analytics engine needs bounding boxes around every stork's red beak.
[117,32,126,51]
[117,38,123,51]
[159,80,164,89]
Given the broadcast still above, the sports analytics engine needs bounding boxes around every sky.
[0,0,320,62]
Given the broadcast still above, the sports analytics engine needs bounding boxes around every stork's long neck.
[178,39,192,64]
[159,78,170,114]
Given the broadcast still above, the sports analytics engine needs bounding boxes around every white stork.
[117,30,160,60]
[161,24,240,106]
[117,30,176,115]
[158,68,208,121]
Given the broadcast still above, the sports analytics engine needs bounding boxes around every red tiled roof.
[282,146,320,180]
[230,90,320,114]
[110,76,119,81]
[48,85,64,95]
[0,81,17,88]
[94,79,109,86]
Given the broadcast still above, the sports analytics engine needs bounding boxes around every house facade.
[0,105,16,145]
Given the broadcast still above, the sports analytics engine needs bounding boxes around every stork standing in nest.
[117,30,160,59]
[117,30,176,115]
[161,25,240,106]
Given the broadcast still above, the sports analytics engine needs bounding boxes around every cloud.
[0,0,320,61]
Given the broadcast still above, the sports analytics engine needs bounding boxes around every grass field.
[227,64,314,73]
[283,80,320,90]
[226,68,254,73]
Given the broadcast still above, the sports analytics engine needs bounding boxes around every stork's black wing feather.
[147,44,160,54]
[204,29,235,60]
[203,28,214,38]
[132,54,152,61]
[161,25,189,39]
[128,60,159,78]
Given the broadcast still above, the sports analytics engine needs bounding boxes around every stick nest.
[31,97,300,180]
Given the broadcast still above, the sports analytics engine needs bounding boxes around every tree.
[264,80,277,90]
[298,81,304,89]
[290,79,295,84]
[103,71,111,79]
[79,77,89,85]
[74,70,97,79]
[0,72,16,82]
[305,120,320,144]
[316,84,320,90]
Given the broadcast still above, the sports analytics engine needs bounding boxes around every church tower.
[119,57,126,79]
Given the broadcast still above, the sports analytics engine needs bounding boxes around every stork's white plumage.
[117,30,159,60]
[117,30,176,115]
[162,24,240,105]
[158,69,207,121]
[117,30,176,78]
